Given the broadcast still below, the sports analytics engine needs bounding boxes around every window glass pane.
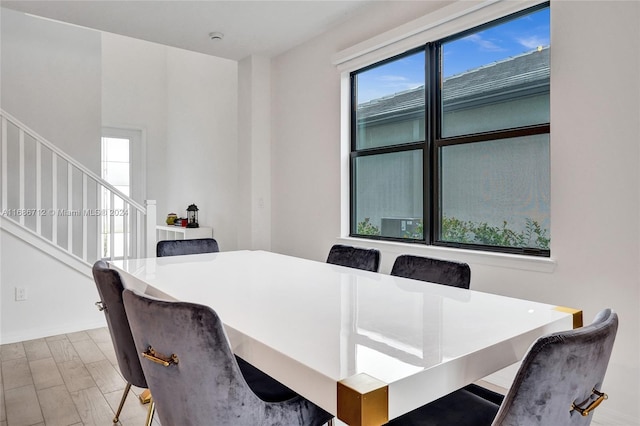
[439,134,550,250]
[353,150,423,239]
[355,50,425,149]
[101,135,131,259]
[101,136,130,191]
[441,6,550,137]
[102,162,130,187]
[102,137,129,162]
[114,186,130,197]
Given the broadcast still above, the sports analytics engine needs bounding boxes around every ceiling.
[1,0,373,61]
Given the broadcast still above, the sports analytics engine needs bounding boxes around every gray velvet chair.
[91,261,155,425]
[122,288,335,426]
[156,237,219,257]
[390,254,471,289]
[386,308,618,426]
[326,244,381,272]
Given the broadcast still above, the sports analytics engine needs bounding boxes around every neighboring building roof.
[358,47,549,121]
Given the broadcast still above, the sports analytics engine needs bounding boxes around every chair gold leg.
[139,388,152,404]
[113,382,132,423]
[145,399,156,426]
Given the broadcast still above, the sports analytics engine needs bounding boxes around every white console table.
[156,225,213,241]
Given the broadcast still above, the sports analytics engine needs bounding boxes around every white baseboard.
[0,318,107,345]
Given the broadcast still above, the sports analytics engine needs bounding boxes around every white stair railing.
[0,109,155,264]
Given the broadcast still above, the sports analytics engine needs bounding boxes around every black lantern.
[186,204,199,228]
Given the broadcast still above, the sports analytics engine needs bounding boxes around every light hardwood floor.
[0,327,160,426]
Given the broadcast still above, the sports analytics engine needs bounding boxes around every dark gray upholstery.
[387,383,503,426]
[122,288,334,426]
[390,254,471,289]
[92,261,147,388]
[326,244,381,272]
[92,261,153,424]
[156,238,219,257]
[386,308,618,426]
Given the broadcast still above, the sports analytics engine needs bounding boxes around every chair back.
[391,254,471,289]
[156,238,219,257]
[122,289,332,426]
[326,244,380,272]
[492,308,618,426]
[91,261,147,388]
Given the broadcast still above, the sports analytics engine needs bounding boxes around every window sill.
[336,236,557,273]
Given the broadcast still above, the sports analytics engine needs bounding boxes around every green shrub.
[358,216,549,249]
[441,216,549,250]
[357,218,380,236]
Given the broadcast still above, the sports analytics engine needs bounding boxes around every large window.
[350,3,550,256]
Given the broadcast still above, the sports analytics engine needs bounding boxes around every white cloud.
[463,34,506,52]
[517,36,549,50]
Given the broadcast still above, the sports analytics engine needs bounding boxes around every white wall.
[0,229,105,343]
[0,8,102,173]
[102,33,239,250]
[1,8,104,344]
[270,1,640,423]
[165,47,239,251]
[101,32,168,216]
[238,55,272,250]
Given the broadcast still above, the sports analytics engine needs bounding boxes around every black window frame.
[349,2,551,257]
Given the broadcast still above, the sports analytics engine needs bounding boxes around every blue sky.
[357,7,550,103]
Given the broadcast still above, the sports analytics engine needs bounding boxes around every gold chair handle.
[571,388,608,417]
[142,346,179,367]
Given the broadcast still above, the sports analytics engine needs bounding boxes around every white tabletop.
[111,250,574,424]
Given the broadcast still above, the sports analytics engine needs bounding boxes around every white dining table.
[110,250,578,426]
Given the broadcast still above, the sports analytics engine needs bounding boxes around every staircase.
[0,109,156,270]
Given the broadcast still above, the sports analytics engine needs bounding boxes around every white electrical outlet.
[15,287,27,301]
